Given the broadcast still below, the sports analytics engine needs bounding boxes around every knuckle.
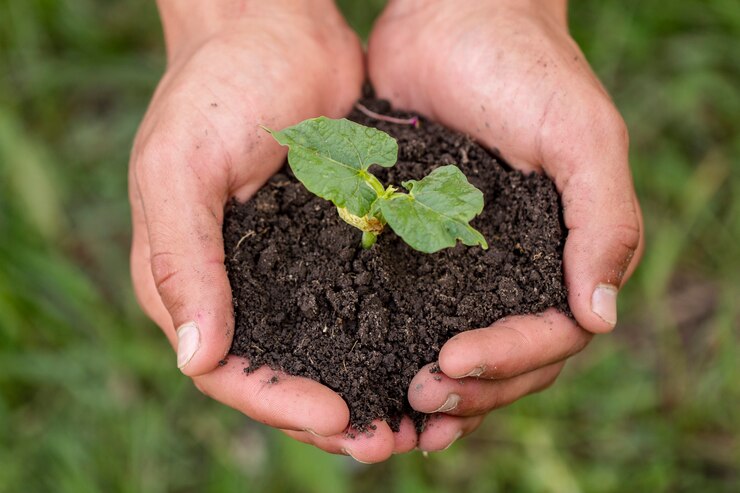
[134,139,178,182]
[134,131,227,199]
[150,250,186,307]
[615,221,641,252]
[558,94,629,150]
[610,201,642,260]
[612,114,630,148]
[612,220,642,283]
[485,389,502,411]
[591,101,630,149]
[542,93,630,179]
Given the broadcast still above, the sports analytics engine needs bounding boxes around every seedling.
[263,117,488,253]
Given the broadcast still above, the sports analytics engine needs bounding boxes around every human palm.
[129,6,418,462]
[368,0,643,450]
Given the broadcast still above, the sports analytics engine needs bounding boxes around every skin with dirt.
[223,99,569,432]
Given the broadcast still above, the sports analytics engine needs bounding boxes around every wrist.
[385,0,568,28]
[156,0,339,62]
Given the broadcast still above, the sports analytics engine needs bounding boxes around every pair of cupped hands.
[129,0,643,463]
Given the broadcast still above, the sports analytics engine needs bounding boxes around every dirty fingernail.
[591,284,618,327]
[455,366,485,378]
[176,321,200,369]
[303,428,329,438]
[433,393,460,413]
[443,430,464,450]
[341,448,371,464]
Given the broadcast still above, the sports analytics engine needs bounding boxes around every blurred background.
[0,0,738,491]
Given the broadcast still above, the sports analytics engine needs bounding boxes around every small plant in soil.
[263,117,488,253]
[225,100,569,432]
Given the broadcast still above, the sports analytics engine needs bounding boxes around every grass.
[1,0,738,491]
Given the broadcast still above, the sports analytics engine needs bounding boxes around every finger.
[282,419,396,464]
[132,137,234,377]
[392,416,419,454]
[542,106,643,334]
[193,356,350,437]
[417,414,484,452]
[438,308,591,380]
[409,362,565,417]
[129,179,175,339]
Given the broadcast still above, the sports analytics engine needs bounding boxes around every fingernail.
[341,448,371,464]
[454,366,486,378]
[433,393,460,413]
[442,430,464,451]
[176,321,200,369]
[591,284,618,327]
[303,428,329,438]
[417,430,464,454]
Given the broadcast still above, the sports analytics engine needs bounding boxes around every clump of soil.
[224,98,569,432]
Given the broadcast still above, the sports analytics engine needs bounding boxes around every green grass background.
[1,0,738,491]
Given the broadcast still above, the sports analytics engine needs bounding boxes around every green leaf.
[378,165,488,253]
[266,117,398,216]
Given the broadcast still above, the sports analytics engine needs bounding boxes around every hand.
[130,0,412,462]
[368,0,644,450]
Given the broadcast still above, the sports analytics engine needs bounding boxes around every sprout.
[264,117,487,253]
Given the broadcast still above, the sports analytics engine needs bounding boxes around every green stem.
[362,172,386,196]
[361,231,377,249]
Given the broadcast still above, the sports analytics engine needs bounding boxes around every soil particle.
[224,98,569,432]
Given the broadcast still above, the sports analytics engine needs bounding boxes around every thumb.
[545,112,643,334]
[133,142,234,376]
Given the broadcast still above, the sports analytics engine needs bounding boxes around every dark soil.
[223,98,569,432]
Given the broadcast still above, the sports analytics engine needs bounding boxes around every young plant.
[263,117,488,254]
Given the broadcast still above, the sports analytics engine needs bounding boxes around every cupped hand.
[368,0,644,450]
[130,0,412,462]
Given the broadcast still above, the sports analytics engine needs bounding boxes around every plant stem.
[361,171,386,196]
[361,231,377,249]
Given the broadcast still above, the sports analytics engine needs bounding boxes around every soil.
[223,98,569,432]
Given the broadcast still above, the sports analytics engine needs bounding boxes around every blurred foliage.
[0,0,738,491]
